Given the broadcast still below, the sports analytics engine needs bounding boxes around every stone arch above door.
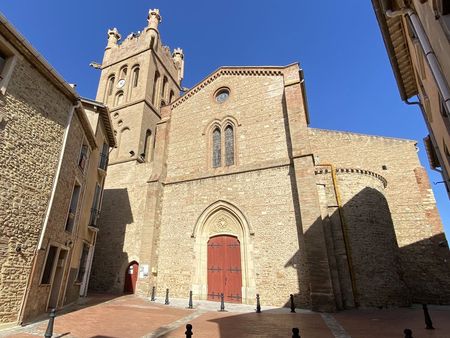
[191,200,256,304]
[191,200,255,239]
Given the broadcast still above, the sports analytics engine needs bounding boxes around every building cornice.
[309,127,417,144]
[170,65,294,109]
[315,166,388,188]
[371,0,418,100]
[80,98,117,147]
[0,13,79,103]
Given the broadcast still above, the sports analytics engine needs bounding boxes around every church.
[89,9,450,311]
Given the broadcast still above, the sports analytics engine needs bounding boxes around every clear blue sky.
[1,0,449,236]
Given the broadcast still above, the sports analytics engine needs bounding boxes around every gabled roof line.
[170,64,298,109]
[81,97,117,147]
[0,12,78,102]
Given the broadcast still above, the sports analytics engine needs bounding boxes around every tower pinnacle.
[147,9,162,30]
[106,28,121,49]
[172,48,184,83]
[147,9,162,49]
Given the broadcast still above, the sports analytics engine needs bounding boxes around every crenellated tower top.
[95,8,184,165]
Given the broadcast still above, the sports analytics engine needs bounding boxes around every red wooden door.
[124,261,139,293]
[207,235,242,303]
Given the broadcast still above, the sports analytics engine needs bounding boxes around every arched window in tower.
[152,71,160,107]
[107,75,115,96]
[132,66,140,88]
[141,129,153,161]
[119,127,131,158]
[161,100,166,107]
[224,125,235,166]
[162,76,168,101]
[115,91,124,106]
[212,127,221,168]
[169,90,175,103]
[119,66,128,79]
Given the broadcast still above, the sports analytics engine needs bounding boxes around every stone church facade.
[90,9,450,311]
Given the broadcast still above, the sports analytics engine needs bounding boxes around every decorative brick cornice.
[171,67,284,109]
[309,128,416,144]
[315,167,388,188]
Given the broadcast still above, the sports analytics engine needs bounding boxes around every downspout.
[82,231,98,297]
[319,163,359,307]
[386,8,450,117]
[18,101,79,324]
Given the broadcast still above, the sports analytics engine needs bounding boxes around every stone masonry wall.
[157,166,308,307]
[309,128,450,304]
[21,113,87,322]
[316,170,408,308]
[155,70,311,307]
[0,56,72,324]
[165,73,288,181]
[90,160,155,294]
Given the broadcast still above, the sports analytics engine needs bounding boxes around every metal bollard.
[219,293,225,312]
[185,323,193,338]
[44,308,56,338]
[403,328,413,338]
[256,293,261,313]
[165,288,170,305]
[290,294,296,313]
[292,327,301,338]
[188,290,193,309]
[151,286,156,301]
[422,304,435,329]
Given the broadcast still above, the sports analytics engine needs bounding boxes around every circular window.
[118,120,123,126]
[215,88,230,103]
[113,113,119,119]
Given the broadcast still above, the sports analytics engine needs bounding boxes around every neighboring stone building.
[372,0,450,194]
[0,15,115,325]
[91,9,450,312]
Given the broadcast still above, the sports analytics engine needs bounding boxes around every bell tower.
[90,9,184,295]
[95,9,184,164]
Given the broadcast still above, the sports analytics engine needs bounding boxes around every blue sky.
[1,0,449,236]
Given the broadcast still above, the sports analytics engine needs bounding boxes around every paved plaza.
[0,294,449,338]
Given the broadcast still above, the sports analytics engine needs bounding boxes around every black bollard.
[404,328,413,338]
[188,290,193,309]
[292,327,301,338]
[44,308,56,338]
[165,288,170,305]
[256,293,261,313]
[219,293,225,312]
[422,304,435,329]
[151,286,156,301]
[290,294,296,313]
[185,323,193,338]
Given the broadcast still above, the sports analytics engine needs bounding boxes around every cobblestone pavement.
[0,294,449,338]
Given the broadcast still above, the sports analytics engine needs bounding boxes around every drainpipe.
[18,102,79,324]
[319,163,359,307]
[386,7,450,117]
[82,231,98,297]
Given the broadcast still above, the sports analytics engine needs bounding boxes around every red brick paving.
[334,306,450,338]
[3,295,450,338]
[41,297,191,338]
[165,311,333,338]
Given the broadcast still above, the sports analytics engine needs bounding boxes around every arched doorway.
[124,261,139,294]
[207,235,242,303]
[191,200,256,304]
